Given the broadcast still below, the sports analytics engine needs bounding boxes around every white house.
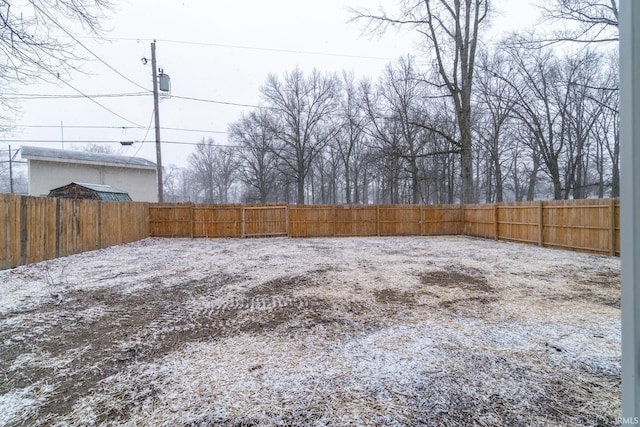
[21,146,158,202]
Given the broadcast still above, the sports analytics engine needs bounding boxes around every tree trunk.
[460,104,475,204]
[297,174,305,205]
[611,140,620,197]
[344,161,352,204]
[527,155,540,201]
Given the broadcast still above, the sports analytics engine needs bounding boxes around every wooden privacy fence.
[149,199,620,256]
[149,204,464,238]
[1,194,149,270]
[1,196,620,270]
[464,198,620,256]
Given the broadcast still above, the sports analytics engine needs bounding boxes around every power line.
[4,139,240,148]
[129,109,155,160]
[3,92,151,100]
[54,77,144,127]
[170,94,266,109]
[96,36,398,62]
[28,0,151,93]
[8,88,263,112]
[13,124,228,134]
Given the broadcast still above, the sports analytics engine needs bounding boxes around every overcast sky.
[4,0,537,170]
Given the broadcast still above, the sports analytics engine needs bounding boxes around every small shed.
[48,182,133,201]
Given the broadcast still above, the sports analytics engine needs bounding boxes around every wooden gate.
[242,206,288,238]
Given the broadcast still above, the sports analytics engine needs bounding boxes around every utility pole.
[151,40,164,203]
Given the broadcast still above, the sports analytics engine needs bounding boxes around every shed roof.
[49,182,133,201]
[21,145,156,170]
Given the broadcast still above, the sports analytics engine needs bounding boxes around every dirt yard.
[0,236,621,426]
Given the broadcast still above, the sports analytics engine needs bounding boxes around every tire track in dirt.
[0,270,345,425]
[188,295,311,329]
[0,274,239,424]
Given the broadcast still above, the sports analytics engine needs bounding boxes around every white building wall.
[28,160,158,202]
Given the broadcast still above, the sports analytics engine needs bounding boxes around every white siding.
[28,160,157,202]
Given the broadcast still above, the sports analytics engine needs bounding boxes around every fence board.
[463,204,495,238]
[1,195,149,270]
[378,205,421,236]
[242,206,288,237]
[495,201,540,245]
[149,204,192,237]
[542,199,615,254]
[422,205,464,235]
[289,205,336,237]
[192,204,242,238]
[334,206,378,237]
[1,196,621,271]
[0,194,9,270]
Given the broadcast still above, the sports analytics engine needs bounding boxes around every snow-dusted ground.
[0,236,621,426]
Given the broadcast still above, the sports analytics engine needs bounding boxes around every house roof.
[20,145,156,170]
[49,182,133,201]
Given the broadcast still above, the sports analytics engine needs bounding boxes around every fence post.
[98,201,103,248]
[19,196,27,266]
[376,205,380,237]
[190,203,194,238]
[333,206,337,237]
[241,206,246,238]
[169,205,175,238]
[609,198,616,256]
[494,204,499,240]
[538,201,544,247]
[55,198,61,258]
[285,205,290,237]
[3,194,10,270]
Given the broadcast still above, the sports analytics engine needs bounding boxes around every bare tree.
[352,0,489,203]
[537,0,618,44]
[496,42,568,200]
[363,56,433,204]
[0,0,113,111]
[228,110,280,203]
[310,142,343,204]
[75,143,121,155]
[188,138,218,203]
[163,164,184,202]
[559,50,612,199]
[212,146,239,204]
[260,68,340,205]
[361,76,403,203]
[597,61,619,197]
[475,50,518,202]
[336,71,369,204]
[188,138,239,203]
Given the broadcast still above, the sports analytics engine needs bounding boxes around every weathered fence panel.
[498,202,540,244]
[334,206,378,237]
[193,205,242,238]
[463,199,620,255]
[148,200,619,255]
[422,205,464,235]
[463,204,496,239]
[289,205,336,237]
[242,206,288,238]
[148,204,193,237]
[1,195,149,270]
[378,205,422,236]
[2,196,620,270]
[542,199,619,255]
